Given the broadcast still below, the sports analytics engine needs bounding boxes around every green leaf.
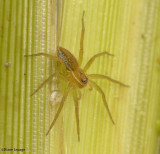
[0,0,160,153]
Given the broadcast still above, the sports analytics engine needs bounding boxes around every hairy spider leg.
[24,52,67,72]
[73,89,80,141]
[30,73,67,96]
[83,52,114,72]
[24,53,63,63]
[24,52,68,96]
[78,11,85,66]
[88,74,130,88]
[77,90,82,100]
[31,73,57,96]
[88,83,93,91]
[89,80,115,124]
[46,83,71,136]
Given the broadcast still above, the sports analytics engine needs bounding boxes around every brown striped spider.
[25,11,129,141]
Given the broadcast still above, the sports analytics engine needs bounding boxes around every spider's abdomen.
[57,46,79,71]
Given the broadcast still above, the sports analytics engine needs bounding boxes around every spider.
[25,11,129,141]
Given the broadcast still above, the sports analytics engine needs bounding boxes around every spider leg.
[83,52,114,72]
[89,80,115,124]
[24,53,63,63]
[73,89,80,141]
[88,74,130,88]
[78,11,85,66]
[30,73,67,96]
[77,89,82,100]
[46,83,71,136]
[88,82,93,91]
[30,73,57,96]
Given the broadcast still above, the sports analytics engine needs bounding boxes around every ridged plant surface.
[0,0,160,154]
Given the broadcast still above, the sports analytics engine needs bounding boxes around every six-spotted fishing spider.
[25,11,129,141]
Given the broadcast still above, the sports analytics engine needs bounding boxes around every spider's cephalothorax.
[57,46,88,88]
[69,68,88,88]
[25,11,129,141]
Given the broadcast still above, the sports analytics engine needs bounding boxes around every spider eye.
[81,78,88,83]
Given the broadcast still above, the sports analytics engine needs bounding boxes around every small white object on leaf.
[50,90,63,106]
